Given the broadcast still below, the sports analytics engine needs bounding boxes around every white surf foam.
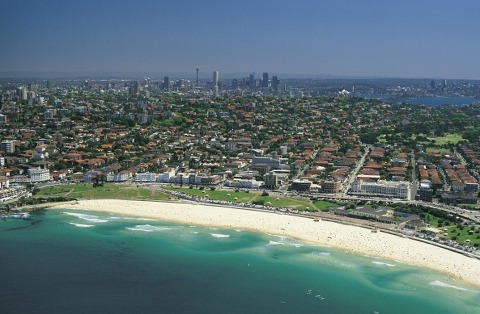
[69,223,94,228]
[129,217,154,221]
[6,213,31,219]
[429,280,469,291]
[267,240,284,246]
[63,212,108,223]
[210,233,231,238]
[126,224,171,232]
[372,261,396,267]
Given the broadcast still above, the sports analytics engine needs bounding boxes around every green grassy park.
[35,184,340,212]
[164,186,340,212]
[36,184,170,201]
[423,213,480,247]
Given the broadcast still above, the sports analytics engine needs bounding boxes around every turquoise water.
[1,209,479,314]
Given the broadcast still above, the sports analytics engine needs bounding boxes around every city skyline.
[1,0,480,80]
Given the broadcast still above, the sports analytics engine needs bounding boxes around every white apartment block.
[28,168,51,183]
[350,180,410,199]
[134,169,175,183]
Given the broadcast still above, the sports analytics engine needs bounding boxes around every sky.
[1,0,479,79]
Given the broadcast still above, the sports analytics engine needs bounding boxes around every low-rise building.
[264,172,278,188]
[350,180,410,199]
[227,178,264,189]
[321,179,342,193]
[27,167,51,183]
[289,179,312,192]
[441,192,477,204]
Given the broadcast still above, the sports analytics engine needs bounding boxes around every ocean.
[1,209,478,314]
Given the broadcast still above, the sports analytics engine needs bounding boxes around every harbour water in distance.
[406,96,479,107]
[1,209,479,314]
[356,94,479,107]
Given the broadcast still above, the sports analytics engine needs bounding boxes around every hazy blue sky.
[1,0,479,79]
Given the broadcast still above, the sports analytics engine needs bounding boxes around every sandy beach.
[48,199,480,287]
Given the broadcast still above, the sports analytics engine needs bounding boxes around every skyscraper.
[249,73,256,90]
[271,76,279,92]
[262,72,269,88]
[196,67,199,87]
[163,76,170,91]
[213,71,219,97]
[213,71,219,87]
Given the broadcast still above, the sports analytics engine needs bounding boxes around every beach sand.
[48,199,480,287]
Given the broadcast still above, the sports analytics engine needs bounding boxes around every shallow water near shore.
[1,209,479,313]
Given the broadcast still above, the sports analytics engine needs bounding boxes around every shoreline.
[46,199,480,288]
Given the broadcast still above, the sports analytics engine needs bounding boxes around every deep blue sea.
[1,209,479,314]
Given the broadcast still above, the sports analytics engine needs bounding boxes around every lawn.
[36,184,170,201]
[423,213,479,247]
[314,200,340,211]
[37,184,340,213]
[428,133,464,146]
[165,186,257,203]
[252,195,315,211]
[166,186,339,212]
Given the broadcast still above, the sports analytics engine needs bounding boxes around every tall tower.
[272,76,279,92]
[196,67,199,87]
[249,73,255,90]
[262,72,269,88]
[213,70,219,87]
[213,70,219,97]
[163,76,170,91]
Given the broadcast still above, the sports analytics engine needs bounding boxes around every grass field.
[252,195,316,211]
[36,184,170,201]
[314,200,340,211]
[37,184,340,212]
[428,133,464,145]
[423,213,480,247]
[165,186,339,211]
[166,186,256,203]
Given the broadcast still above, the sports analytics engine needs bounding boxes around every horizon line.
[0,71,479,82]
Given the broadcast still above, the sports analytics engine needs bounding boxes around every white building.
[28,168,51,183]
[114,171,130,182]
[350,180,410,199]
[134,169,175,183]
[0,140,15,154]
[135,172,159,182]
[157,170,175,183]
[227,179,264,189]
